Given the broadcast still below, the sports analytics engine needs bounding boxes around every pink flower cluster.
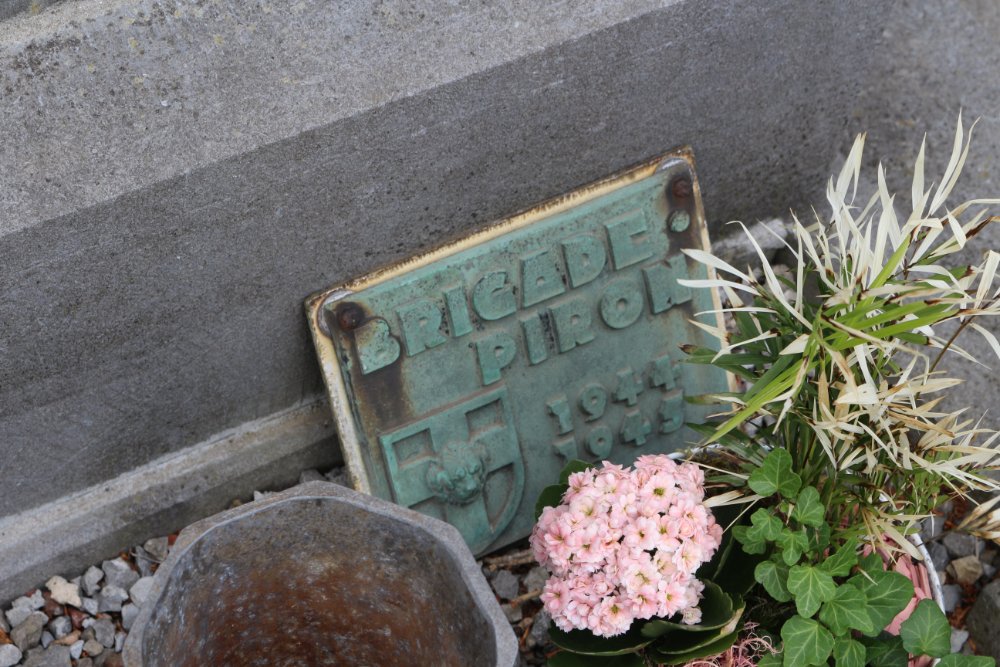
[530,455,722,637]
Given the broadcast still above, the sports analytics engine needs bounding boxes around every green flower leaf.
[861,633,908,667]
[778,528,810,566]
[535,484,567,519]
[849,571,914,636]
[732,525,767,555]
[647,631,739,666]
[832,637,866,667]
[787,564,836,618]
[791,486,825,527]
[936,655,997,667]
[818,584,874,635]
[819,539,859,577]
[640,581,736,637]
[899,598,951,658]
[781,615,835,666]
[549,624,652,656]
[747,509,784,542]
[755,560,792,603]
[748,448,802,498]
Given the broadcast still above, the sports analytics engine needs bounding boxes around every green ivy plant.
[735,449,991,667]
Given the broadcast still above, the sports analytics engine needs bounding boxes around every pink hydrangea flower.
[529,456,721,637]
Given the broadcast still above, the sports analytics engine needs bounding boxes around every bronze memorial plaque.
[306,149,728,555]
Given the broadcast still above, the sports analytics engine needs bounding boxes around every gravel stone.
[25,591,45,610]
[46,615,72,639]
[21,648,44,667]
[920,515,946,542]
[928,541,950,572]
[524,566,548,593]
[967,580,1000,661]
[121,603,139,630]
[941,584,962,613]
[82,639,103,658]
[77,659,92,667]
[298,468,325,484]
[39,645,72,667]
[943,532,979,559]
[529,610,551,648]
[983,562,997,580]
[40,630,54,649]
[79,597,99,615]
[325,467,349,486]
[951,628,970,654]
[101,559,139,590]
[132,547,156,578]
[490,570,520,600]
[129,577,154,606]
[0,645,22,667]
[4,604,32,629]
[91,619,115,648]
[81,567,104,597]
[949,555,984,585]
[142,537,169,563]
[0,613,7,633]
[96,585,128,613]
[114,632,126,653]
[69,641,84,660]
[45,576,82,608]
[11,611,48,652]
[503,603,523,623]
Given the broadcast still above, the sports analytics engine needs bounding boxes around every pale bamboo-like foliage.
[681,117,1000,553]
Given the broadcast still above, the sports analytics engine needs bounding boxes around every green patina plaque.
[306,149,729,555]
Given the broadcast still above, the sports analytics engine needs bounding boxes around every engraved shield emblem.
[378,387,524,553]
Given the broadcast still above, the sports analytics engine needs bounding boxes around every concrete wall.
[2,0,999,601]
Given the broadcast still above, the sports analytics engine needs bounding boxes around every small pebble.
[0,645,22,667]
[54,630,80,647]
[101,559,139,590]
[121,603,139,630]
[129,577,154,606]
[490,570,520,600]
[325,467,349,486]
[951,628,970,654]
[928,542,950,572]
[4,605,31,629]
[949,555,984,585]
[983,562,997,580]
[132,547,156,578]
[529,610,551,648]
[943,532,979,559]
[524,566,548,593]
[299,468,326,484]
[79,597,99,616]
[82,567,104,597]
[11,611,48,652]
[941,584,962,613]
[114,631,126,652]
[92,619,115,648]
[46,576,82,608]
[77,659,92,667]
[97,585,128,613]
[40,630,54,649]
[82,639,103,657]
[142,537,169,563]
[503,603,523,623]
[0,613,8,633]
[69,641,84,660]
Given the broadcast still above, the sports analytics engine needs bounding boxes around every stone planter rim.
[123,480,519,667]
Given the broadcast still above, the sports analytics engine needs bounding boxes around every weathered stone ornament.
[306,148,728,554]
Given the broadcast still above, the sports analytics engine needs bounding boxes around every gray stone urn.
[123,481,518,667]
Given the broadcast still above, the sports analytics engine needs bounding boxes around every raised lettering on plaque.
[306,149,728,555]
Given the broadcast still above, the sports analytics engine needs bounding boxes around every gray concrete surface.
[2,0,1000,602]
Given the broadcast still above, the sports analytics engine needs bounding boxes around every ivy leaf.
[748,448,802,498]
[757,653,784,667]
[899,598,951,658]
[818,584,874,635]
[786,564,836,618]
[819,539,859,577]
[778,528,810,566]
[791,486,825,527]
[857,552,884,577]
[936,655,996,667]
[849,571,914,636]
[807,521,831,552]
[832,637,866,667]
[861,633,908,667]
[781,615,834,666]
[732,525,767,555]
[755,560,792,603]
[535,484,567,519]
[747,509,784,542]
